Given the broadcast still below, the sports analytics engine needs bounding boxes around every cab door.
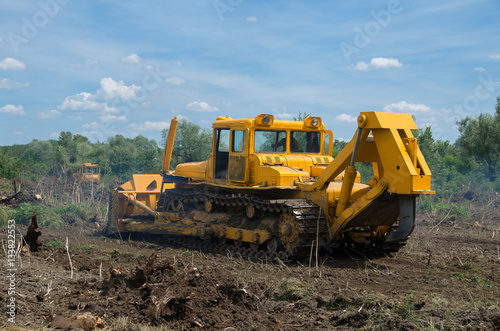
[228,128,249,183]
[213,128,230,181]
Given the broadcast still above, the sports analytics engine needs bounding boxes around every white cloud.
[99,114,127,122]
[129,121,170,131]
[0,78,29,89]
[354,57,403,71]
[186,101,219,112]
[81,122,100,130]
[121,53,141,64]
[165,77,185,85]
[0,58,26,70]
[14,131,23,135]
[336,113,357,123]
[97,77,140,100]
[70,59,100,70]
[54,77,139,117]
[474,67,486,72]
[78,130,100,140]
[60,92,118,113]
[383,100,430,113]
[49,132,59,138]
[488,54,500,60]
[246,16,257,22]
[0,37,3,43]
[37,109,61,119]
[0,104,25,115]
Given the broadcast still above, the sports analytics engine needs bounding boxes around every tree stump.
[24,210,42,252]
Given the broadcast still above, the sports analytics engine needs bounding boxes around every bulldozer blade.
[384,195,416,243]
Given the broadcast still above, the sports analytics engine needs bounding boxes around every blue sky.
[1,0,499,146]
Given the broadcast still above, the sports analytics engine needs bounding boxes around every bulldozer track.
[158,189,329,258]
[163,235,295,262]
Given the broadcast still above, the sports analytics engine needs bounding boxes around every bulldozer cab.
[209,114,333,186]
[76,163,100,184]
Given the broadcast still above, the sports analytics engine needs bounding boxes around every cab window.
[324,132,330,155]
[217,129,230,152]
[232,130,245,153]
[290,131,320,153]
[254,130,286,152]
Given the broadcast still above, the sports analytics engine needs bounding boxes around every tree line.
[1,97,499,200]
[0,120,212,183]
[416,96,500,198]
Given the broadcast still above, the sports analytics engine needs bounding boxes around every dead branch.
[66,237,74,279]
[0,191,22,204]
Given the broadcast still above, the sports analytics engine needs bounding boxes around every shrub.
[45,240,63,248]
[11,203,64,228]
[0,205,12,227]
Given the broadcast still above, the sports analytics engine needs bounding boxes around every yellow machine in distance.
[76,163,100,184]
[106,112,434,258]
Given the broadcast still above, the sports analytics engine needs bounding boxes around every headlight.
[262,115,271,124]
[311,117,319,127]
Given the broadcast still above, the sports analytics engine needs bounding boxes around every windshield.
[254,130,286,152]
[254,130,321,153]
[290,131,320,153]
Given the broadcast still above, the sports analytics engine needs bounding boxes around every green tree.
[108,135,136,179]
[293,111,311,121]
[0,152,18,178]
[22,140,57,175]
[456,111,500,181]
[132,135,162,173]
[331,139,348,157]
[413,126,434,159]
[58,131,73,149]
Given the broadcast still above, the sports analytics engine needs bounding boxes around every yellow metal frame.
[302,112,433,195]
[162,117,178,173]
[298,112,434,241]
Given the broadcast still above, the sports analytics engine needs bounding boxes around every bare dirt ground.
[1,216,499,330]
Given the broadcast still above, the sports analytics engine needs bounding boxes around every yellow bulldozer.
[105,112,434,258]
[75,163,101,184]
